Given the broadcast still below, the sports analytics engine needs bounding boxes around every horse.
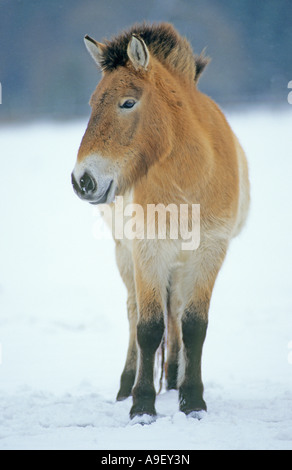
[71,22,250,420]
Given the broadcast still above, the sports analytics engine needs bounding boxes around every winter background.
[0,1,292,450]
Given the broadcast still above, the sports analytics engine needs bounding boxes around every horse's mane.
[99,22,209,83]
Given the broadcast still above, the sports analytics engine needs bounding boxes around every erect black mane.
[98,22,209,82]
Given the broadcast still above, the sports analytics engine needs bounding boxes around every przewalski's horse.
[71,23,250,420]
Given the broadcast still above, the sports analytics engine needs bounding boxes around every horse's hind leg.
[115,241,138,401]
[165,292,182,390]
[116,292,137,400]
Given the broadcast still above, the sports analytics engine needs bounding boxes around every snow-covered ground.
[0,107,291,450]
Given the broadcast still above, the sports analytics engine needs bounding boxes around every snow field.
[0,108,291,449]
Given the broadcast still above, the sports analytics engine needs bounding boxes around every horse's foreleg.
[130,296,165,419]
[178,299,208,414]
[178,241,227,415]
[130,247,167,419]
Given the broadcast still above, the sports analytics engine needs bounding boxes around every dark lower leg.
[166,344,180,390]
[179,303,208,414]
[130,309,164,419]
[116,341,137,401]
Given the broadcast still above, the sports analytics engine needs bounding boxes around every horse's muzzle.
[71,171,114,204]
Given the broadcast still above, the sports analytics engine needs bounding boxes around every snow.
[0,107,292,450]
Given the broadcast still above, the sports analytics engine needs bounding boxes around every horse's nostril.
[79,172,96,193]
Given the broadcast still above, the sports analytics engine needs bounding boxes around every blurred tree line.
[0,0,291,120]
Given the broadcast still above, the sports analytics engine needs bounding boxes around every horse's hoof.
[130,413,157,425]
[130,403,157,422]
[187,410,207,420]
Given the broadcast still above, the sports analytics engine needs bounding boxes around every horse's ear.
[84,35,105,68]
[127,35,149,70]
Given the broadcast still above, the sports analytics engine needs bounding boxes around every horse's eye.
[120,99,136,109]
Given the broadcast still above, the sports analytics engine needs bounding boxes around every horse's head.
[71,33,173,204]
